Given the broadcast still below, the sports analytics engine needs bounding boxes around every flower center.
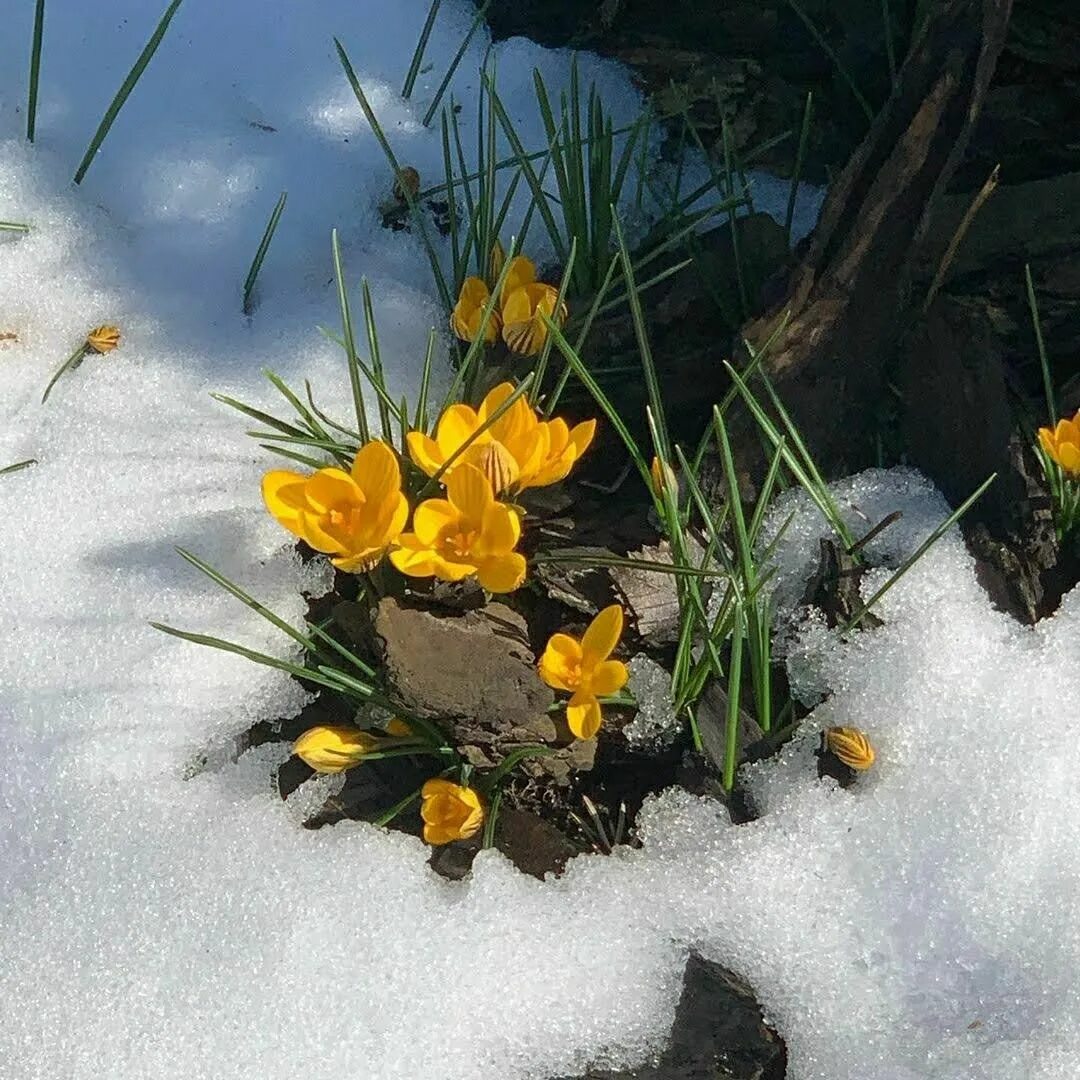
[447,529,479,557]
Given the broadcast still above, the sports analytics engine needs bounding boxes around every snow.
[4,3,1074,1080]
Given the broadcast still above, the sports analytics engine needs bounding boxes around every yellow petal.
[262,471,309,535]
[588,659,629,697]
[1059,441,1080,476]
[476,552,527,593]
[1039,427,1057,460]
[478,382,517,422]
[304,468,361,513]
[351,440,401,504]
[538,633,583,691]
[389,537,441,578]
[435,403,482,461]
[501,255,536,298]
[581,604,624,664]
[569,419,596,456]
[566,693,602,740]
[446,463,493,525]
[412,498,458,546]
[476,502,521,557]
[406,430,444,477]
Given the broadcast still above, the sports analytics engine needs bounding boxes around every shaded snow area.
[2,3,1075,1079]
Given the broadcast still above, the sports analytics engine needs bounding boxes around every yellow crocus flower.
[262,440,409,572]
[451,277,501,344]
[501,282,567,356]
[390,463,527,592]
[500,254,537,298]
[86,324,121,354]
[406,383,595,495]
[420,779,485,845]
[538,605,629,740]
[1038,411,1080,477]
[294,725,380,773]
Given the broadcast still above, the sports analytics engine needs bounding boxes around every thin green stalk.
[881,0,898,89]
[334,38,451,310]
[242,191,287,316]
[784,92,813,247]
[73,0,185,184]
[721,115,749,319]
[372,787,424,828]
[0,458,37,476]
[41,342,89,404]
[723,602,745,791]
[402,0,441,100]
[27,0,46,142]
[415,329,436,431]
[361,279,394,442]
[331,229,370,444]
[421,0,491,127]
[0,221,31,233]
[530,238,576,405]
[786,0,874,123]
[843,474,997,631]
[1025,263,1055,423]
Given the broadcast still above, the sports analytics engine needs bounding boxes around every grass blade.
[1,458,37,477]
[1026,263,1055,424]
[242,191,287,316]
[421,0,491,127]
[26,0,46,142]
[41,343,88,404]
[784,92,813,247]
[361,279,394,442]
[402,0,441,100]
[0,221,32,233]
[331,229,370,444]
[73,0,185,185]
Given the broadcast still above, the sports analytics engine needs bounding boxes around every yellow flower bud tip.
[383,717,412,737]
[824,726,875,771]
[489,239,506,283]
[293,725,381,774]
[650,457,677,501]
[420,779,485,845]
[85,325,121,354]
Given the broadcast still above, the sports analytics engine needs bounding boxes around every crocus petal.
[412,498,458,546]
[435,404,482,461]
[1039,427,1057,459]
[538,633,583,691]
[293,725,379,773]
[1059,441,1080,475]
[588,659,629,697]
[304,468,362,513]
[476,552,527,593]
[296,510,348,555]
[569,419,596,456]
[446,463,493,526]
[476,502,521,557]
[478,382,517,422]
[389,536,441,577]
[501,255,536,298]
[262,471,309,535]
[331,547,384,573]
[566,693,602,740]
[351,439,401,505]
[406,431,444,477]
[581,604,624,664]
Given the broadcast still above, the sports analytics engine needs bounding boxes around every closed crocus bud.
[293,725,380,774]
[650,456,677,501]
[86,325,121,354]
[420,779,485,845]
[824,726,876,771]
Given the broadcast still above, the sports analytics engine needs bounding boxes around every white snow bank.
[8,3,1069,1080]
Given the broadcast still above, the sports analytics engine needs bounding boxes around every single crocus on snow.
[1038,410,1080,478]
[420,779,485,845]
[389,462,527,592]
[262,440,409,572]
[294,725,380,774]
[406,382,595,496]
[538,605,629,740]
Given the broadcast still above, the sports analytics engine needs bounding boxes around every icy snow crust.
[2,3,1075,1078]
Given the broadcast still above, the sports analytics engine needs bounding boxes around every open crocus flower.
[1038,411,1080,477]
[501,281,567,356]
[262,440,409,572]
[538,605,629,740]
[406,383,595,495]
[389,463,527,592]
[420,779,485,845]
[294,725,380,774]
[451,276,501,344]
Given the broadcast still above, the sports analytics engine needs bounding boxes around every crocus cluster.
[451,254,567,357]
[262,386,595,595]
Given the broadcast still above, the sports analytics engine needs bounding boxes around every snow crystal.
[623,653,680,748]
